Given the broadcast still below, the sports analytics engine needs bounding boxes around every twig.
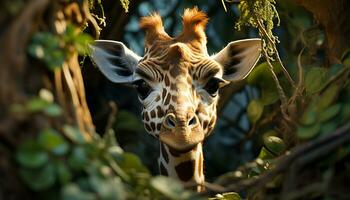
[323,65,350,90]
[221,0,228,12]
[289,47,305,111]
[262,49,288,106]
[204,181,226,193]
[256,20,295,88]
[294,47,305,97]
[204,123,350,194]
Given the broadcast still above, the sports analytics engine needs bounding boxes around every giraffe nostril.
[188,116,197,126]
[164,114,176,129]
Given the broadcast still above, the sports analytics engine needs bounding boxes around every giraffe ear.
[213,39,262,82]
[89,40,141,83]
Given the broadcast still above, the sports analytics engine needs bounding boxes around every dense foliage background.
[0,0,349,199]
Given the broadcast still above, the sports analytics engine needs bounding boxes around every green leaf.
[329,63,344,76]
[68,147,88,170]
[45,49,65,70]
[317,84,340,110]
[19,163,56,191]
[260,86,279,105]
[222,192,241,200]
[297,123,321,139]
[247,62,281,86]
[28,32,65,71]
[16,142,49,168]
[89,176,126,200]
[63,125,85,144]
[320,122,338,136]
[247,100,264,123]
[300,108,317,125]
[115,152,148,174]
[74,34,94,55]
[63,24,93,55]
[263,135,286,155]
[304,67,328,94]
[56,161,72,184]
[62,184,96,200]
[342,49,350,66]
[318,104,341,122]
[26,97,50,112]
[44,103,63,117]
[151,176,187,200]
[258,147,275,160]
[39,128,69,155]
[210,192,241,200]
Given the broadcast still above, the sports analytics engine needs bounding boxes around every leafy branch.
[234,0,295,110]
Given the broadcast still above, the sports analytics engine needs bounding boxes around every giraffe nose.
[164,113,176,129]
[163,112,199,130]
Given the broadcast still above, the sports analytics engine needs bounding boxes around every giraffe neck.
[158,142,205,192]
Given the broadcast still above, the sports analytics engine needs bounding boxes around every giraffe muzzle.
[159,112,204,151]
[163,113,198,129]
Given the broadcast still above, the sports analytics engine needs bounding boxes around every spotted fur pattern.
[90,7,261,192]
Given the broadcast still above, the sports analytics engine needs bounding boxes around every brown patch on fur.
[164,93,171,105]
[175,160,195,181]
[168,104,175,111]
[165,75,170,86]
[164,75,170,86]
[156,106,164,118]
[150,122,156,131]
[171,95,177,102]
[167,144,197,157]
[156,123,161,131]
[203,120,208,130]
[170,83,177,90]
[145,124,152,132]
[162,89,167,99]
[145,112,150,121]
[150,110,156,118]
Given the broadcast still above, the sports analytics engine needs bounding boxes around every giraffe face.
[90,8,261,152]
[134,43,227,151]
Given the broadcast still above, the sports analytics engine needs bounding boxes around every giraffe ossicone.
[90,7,261,192]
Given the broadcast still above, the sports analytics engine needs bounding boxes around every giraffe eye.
[204,78,221,97]
[133,79,152,100]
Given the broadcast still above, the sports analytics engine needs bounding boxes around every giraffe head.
[90,7,261,190]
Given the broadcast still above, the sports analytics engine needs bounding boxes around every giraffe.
[89,7,261,192]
